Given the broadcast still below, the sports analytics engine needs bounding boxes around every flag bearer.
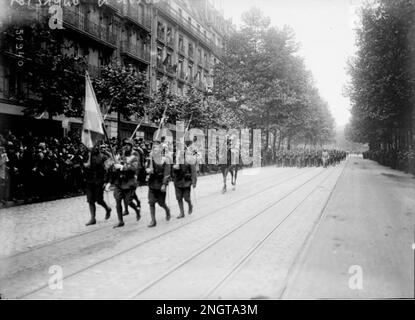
[83,145,112,226]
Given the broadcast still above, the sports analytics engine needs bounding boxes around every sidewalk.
[283,157,415,299]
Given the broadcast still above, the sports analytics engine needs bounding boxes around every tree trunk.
[277,132,283,151]
[266,129,270,149]
[272,129,277,160]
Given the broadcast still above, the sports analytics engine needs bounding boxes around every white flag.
[81,72,105,149]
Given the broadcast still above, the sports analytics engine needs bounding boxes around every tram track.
[203,165,342,299]
[16,167,323,299]
[128,166,335,299]
[1,166,305,260]
[277,157,349,299]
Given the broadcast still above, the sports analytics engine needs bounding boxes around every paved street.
[0,156,413,299]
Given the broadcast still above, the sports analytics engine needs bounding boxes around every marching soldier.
[122,140,146,217]
[173,135,197,219]
[146,137,171,228]
[83,145,112,226]
[106,140,141,228]
[322,149,329,168]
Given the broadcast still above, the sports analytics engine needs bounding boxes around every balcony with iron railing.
[124,10,152,31]
[103,1,123,13]
[156,1,224,55]
[120,41,150,64]
[62,7,117,47]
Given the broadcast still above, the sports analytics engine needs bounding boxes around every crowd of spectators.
[0,130,155,206]
[0,130,89,205]
[0,128,353,207]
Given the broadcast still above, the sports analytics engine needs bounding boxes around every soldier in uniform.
[146,137,171,228]
[322,149,329,168]
[122,141,145,217]
[106,141,141,228]
[173,135,197,219]
[83,145,112,226]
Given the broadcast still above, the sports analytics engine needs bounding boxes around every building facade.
[0,0,232,139]
[151,0,231,96]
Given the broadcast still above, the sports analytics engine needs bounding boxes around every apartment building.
[0,0,231,139]
[151,0,232,96]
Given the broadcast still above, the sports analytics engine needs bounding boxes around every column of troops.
[83,136,347,229]
[84,135,197,229]
[274,149,347,168]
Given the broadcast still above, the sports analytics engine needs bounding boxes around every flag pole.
[130,117,144,141]
[186,113,193,133]
[183,113,193,155]
[103,96,115,121]
[156,103,169,141]
[102,123,116,161]
[85,71,116,161]
[129,102,148,141]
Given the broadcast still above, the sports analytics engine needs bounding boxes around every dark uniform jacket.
[172,162,197,188]
[133,148,146,186]
[110,154,139,190]
[84,153,108,185]
[148,159,170,190]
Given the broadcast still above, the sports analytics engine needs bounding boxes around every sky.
[217,0,364,127]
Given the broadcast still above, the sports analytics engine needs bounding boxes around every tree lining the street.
[148,79,243,131]
[212,7,336,151]
[346,0,415,172]
[2,5,336,151]
[93,63,149,138]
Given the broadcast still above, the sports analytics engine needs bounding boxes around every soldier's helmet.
[184,132,193,144]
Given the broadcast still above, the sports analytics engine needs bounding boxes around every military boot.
[165,205,171,221]
[113,204,125,228]
[86,204,97,226]
[148,205,157,228]
[177,200,185,219]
